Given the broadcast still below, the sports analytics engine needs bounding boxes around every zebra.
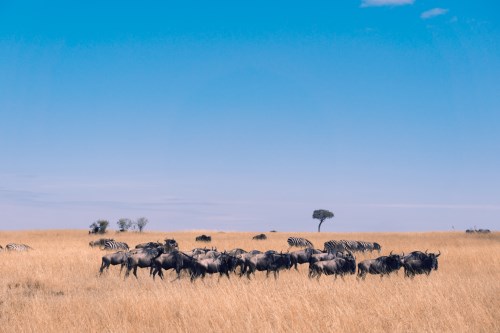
[101,240,129,251]
[6,243,33,251]
[287,237,314,250]
[324,240,347,253]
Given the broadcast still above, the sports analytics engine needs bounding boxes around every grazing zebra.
[287,237,314,249]
[101,240,129,251]
[6,243,33,251]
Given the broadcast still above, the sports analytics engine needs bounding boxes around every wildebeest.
[403,250,441,278]
[195,235,212,242]
[252,234,267,240]
[466,228,491,234]
[309,251,342,265]
[135,241,163,249]
[164,238,179,252]
[190,252,239,281]
[290,248,322,270]
[151,250,187,280]
[357,252,404,280]
[89,238,114,248]
[125,246,164,279]
[309,252,357,280]
[99,251,129,275]
[242,251,291,279]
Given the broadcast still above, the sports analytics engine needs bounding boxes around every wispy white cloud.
[361,0,414,8]
[421,8,449,19]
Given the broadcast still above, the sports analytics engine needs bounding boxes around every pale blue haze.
[0,1,499,231]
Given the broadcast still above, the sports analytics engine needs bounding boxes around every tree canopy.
[134,217,149,232]
[117,218,132,232]
[312,209,334,232]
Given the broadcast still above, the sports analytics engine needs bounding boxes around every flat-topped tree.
[313,209,334,232]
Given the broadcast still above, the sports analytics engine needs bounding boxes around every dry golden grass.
[0,230,498,332]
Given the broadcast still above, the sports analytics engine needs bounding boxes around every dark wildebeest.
[164,238,179,251]
[477,229,491,234]
[357,252,404,280]
[135,241,163,249]
[403,250,440,278]
[309,251,342,266]
[190,252,239,282]
[242,251,291,279]
[151,250,188,280]
[89,238,114,248]
[252,234,267,240]
[195,235,212,242]
[290,248,322,271]
[125,246,164,279]
[309,252,357,280]
[99,251,129,275]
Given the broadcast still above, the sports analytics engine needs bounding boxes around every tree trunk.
[318,219,325,232]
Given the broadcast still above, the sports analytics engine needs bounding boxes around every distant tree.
[117,218,132,232]
[312,209,334,232]
[134,217,149,232]
[89,219,110,234]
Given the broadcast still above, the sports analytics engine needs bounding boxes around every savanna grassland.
[0,230,498,333]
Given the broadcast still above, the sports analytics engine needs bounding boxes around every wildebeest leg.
[133,267,138,279]
[99,261,107,276]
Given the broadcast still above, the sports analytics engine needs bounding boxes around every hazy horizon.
[1,1,499,232]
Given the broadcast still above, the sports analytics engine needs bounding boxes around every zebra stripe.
[6,243,33,252]
[323,240,346,253]
[287,237,314,249]
[324,240,381,253]
[102,240,129,251]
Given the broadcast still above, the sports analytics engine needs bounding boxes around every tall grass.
[0,230,498,332]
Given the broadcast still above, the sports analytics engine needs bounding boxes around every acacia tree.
[134,217,149,232]
[89,219,109,234]
[313,209,334,232]
[117,218,132,232]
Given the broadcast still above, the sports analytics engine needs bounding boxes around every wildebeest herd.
[90,235,442,282]
[466,228,491,234]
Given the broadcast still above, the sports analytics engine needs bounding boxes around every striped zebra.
[101,240,129,251]
[287,237,314,249]
[324,240,382,253]
[323,240,347,253]
[6,243,33,251]
[341,240,360,252]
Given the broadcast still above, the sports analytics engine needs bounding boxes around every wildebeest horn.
[402,252,405,257]
[425,249,428,254]
[436,250,441,257]
[390,250,393,255]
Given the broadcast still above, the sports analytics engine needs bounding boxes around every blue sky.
[0,1,499,232]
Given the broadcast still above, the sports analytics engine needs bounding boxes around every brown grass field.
[0,230,498,332]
